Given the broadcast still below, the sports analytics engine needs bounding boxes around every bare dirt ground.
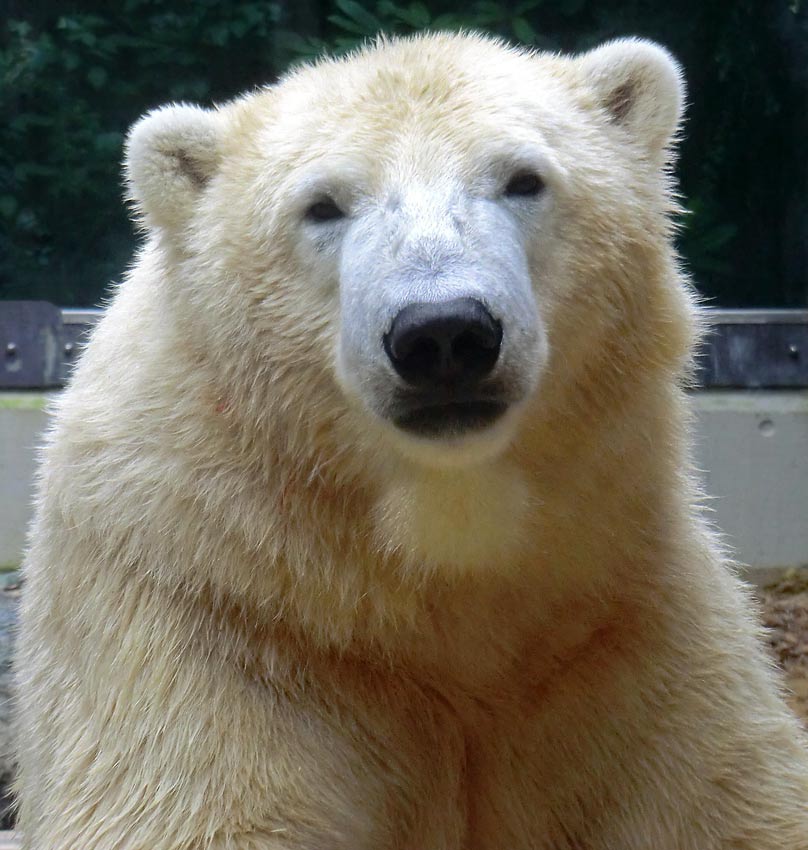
[758,570,808,727]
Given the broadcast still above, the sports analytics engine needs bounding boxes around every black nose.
[384,298,502,388]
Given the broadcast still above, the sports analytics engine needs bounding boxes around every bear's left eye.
[305,197,346,223]
[504,171,545,198]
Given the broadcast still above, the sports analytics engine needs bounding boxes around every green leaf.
[332,35,364,52]
[207,24,231,46]
[511,17,536,44]
[280,32,329,59]
[8,20,32,38]
[333,0,383,33]
[63,51,80,71]
[0,195,18,219]
[431,13,467,29]
[87,66,108,89]
[514,0,543,13]
[393,2,431,28]
[93,131,124,155]
[231,19,249,38]
[327,14,372,36]
[558,0,586,15]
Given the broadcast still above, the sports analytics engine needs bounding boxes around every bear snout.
[380,297,513,437]
[383,297,502,388]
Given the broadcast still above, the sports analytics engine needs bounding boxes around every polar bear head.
[123,34,689,564]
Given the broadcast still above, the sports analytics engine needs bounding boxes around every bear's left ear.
[125,103,225,232]
[578,39,685,160]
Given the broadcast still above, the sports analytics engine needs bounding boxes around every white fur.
[579,38,685,159]
[125,103,225,231]
[15,33,808,850]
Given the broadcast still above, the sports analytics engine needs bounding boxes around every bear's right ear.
[125,104,224,232]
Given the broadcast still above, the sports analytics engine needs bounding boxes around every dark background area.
[1,0,806,307]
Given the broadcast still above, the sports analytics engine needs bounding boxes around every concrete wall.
[1,390,807,574]
[694,391,808,575]
[0,393,50,571]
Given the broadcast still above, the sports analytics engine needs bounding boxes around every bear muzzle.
[383,298,510,437]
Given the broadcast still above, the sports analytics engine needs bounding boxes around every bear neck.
[137,267,704,672]
[219,370,700,665]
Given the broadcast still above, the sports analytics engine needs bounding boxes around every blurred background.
[1,0,807,309]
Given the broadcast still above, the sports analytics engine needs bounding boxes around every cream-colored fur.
[15,33,808,849]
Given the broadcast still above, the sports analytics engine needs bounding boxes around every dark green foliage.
[1,0,806,306]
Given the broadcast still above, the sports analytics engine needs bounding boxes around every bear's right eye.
[305,197,345,223]
[503,171,545,198]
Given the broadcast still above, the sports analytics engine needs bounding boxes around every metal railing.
[1,301,807,390]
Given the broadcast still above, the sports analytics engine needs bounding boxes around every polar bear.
[15,32,808,850]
